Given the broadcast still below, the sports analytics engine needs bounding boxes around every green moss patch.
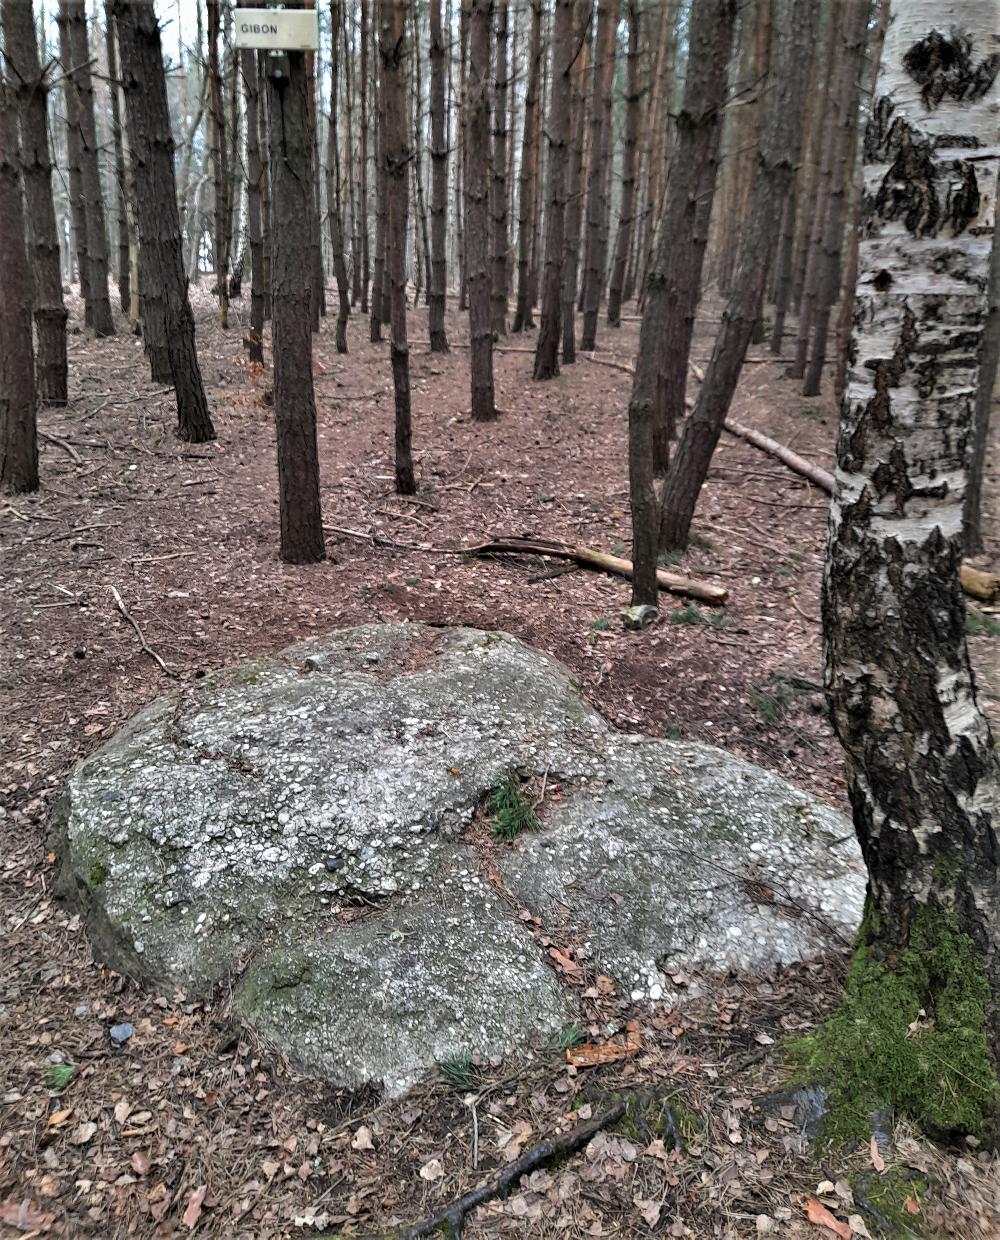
[851,1170,930,1238]
[789,905,1000,1145]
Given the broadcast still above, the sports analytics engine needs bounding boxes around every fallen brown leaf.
[805,1196,851,1238]
[565,1022,642,1067]
[869,1135,885,1173]
[182,1184,206,1229]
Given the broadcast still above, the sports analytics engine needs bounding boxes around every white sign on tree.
[233,8,318,51]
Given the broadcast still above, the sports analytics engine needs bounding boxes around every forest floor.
[1,285,998,1239]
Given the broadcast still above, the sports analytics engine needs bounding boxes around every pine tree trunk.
[370,36,386,342]
[343,0,361,305]
[560,0,591,366]
[428,0,450,351]
[606,0,640,328]
[263,47,325,562]
[58,8,90,319]
[532,0,573,381]
[643,0,736,475]
[465,0,496,420]
[326,0,351,354]
[257,54,272,320]
[490,0,510,336]
[788,1,843,378]
[578,0,619,353]
[511,0,541,333]
[207,0,229,327]
[64,0,115,336]
[113,0,215,443]
[964,178,999,558]
[0,78,38,494]
[657,0,817,555]
[801,0,870,397]
[457,0,470,312]
[636,0,679,307]
[241,47,266,364]
[380,0,416,491]
[359,0,371,311]
[3,0,68,406]
[833,0,890,400]
[821,6,1000,1125]
[306,39,325,330]
[104,2,131,315]
[410,10,432,309]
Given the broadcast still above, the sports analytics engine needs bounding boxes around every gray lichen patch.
[57,623,864,1093]
[236,873,573,1096]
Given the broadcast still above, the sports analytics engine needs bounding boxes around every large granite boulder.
[55,624,864,1095]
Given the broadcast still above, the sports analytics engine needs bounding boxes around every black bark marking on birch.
[946,161,981,235]
[873,118,939,238]
[902,30,1000,109]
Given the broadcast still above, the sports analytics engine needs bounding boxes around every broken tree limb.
[392,1102,626,1239]
[722,420,996,601]
[466,536,728,605]
[722,418,835,492]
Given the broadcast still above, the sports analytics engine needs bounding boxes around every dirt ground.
[1,284,998,1239]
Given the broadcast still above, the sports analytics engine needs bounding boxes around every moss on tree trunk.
[790,903,1000,1145]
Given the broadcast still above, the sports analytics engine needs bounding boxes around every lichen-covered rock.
[56,623,865,1095]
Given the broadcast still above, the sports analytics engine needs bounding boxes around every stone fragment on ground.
[55,623,864,1095]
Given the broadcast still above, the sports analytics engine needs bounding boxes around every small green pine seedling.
[45,1063,76,1091]
[439,1051,477,1091]
[549,1023,585,1052]
[405,576,420,586]
[670,605,704,625]
[750,681,798,724]
[489,778,540,841]
[590,618,612,633]
[658,550,683,567]
[665,725,684,741]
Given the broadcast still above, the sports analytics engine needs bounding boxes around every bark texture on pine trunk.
[578,0,618,353]
[3,0,68,406]
[265,50,325,562]
[105,4,131,316]
[0,79,38,494]
[241,47,266,364]
[824,1,1000,1073]
[511,0,541,333]
[628,0,737,604]
[465,0,496,419]
[57,8,89,319]
[532,0,574,381]
[606,0,640,329]
[207,0,230,328]
[657,0,817,555]
[428,0,450,351]
[561,1,590,366]
[490,0,509,336]
[65,0,115,336]
[964,176,1000,557]
[380,0,416,491]
[326,0,351,355]
[114,0,215,444]
[638,0,736,478]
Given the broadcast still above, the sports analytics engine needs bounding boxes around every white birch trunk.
[824,0,1000,1007]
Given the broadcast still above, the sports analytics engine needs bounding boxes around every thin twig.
[38,431,83,463]
[107,585,176,678]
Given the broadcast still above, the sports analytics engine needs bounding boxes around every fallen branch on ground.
[107,585,175,678]
[389,1102,626,1239]
[723,419,997,601]
[38,431,83,464]
[467,536,727,604]
[722,418,834,492]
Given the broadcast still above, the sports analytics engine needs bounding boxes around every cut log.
[961,564,1000,604]
[466,536,728,605]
